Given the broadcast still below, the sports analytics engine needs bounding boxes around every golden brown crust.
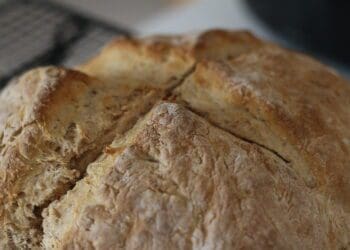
[175,45,350,211]
[0,29,349,249]
[42,103,350,249]
[0,67,163,248]
[78,29,263,89]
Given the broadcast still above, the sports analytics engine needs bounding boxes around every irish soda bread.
[0,30,349,249]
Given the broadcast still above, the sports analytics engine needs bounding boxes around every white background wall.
[52,0,274,38]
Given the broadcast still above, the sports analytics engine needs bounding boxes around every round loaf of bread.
[0,30,349,249]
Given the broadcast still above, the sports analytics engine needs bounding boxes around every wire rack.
[0,0,130,88]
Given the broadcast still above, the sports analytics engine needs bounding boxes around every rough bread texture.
[175,46,350,211]
[0,30,349,249]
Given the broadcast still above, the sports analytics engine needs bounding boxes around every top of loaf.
[0,29,349,249]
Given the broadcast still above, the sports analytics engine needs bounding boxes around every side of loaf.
[0,30,349,249]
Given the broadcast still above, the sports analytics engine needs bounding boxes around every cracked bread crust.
[0,67,164,248]
[78,29,263,89]
[0,29,350,249]
[175,46,350,211]
[0,30,264,249]
[43,103,350,249]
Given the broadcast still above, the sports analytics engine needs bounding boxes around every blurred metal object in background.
[246,0,350,70]
[0,0,130,88]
